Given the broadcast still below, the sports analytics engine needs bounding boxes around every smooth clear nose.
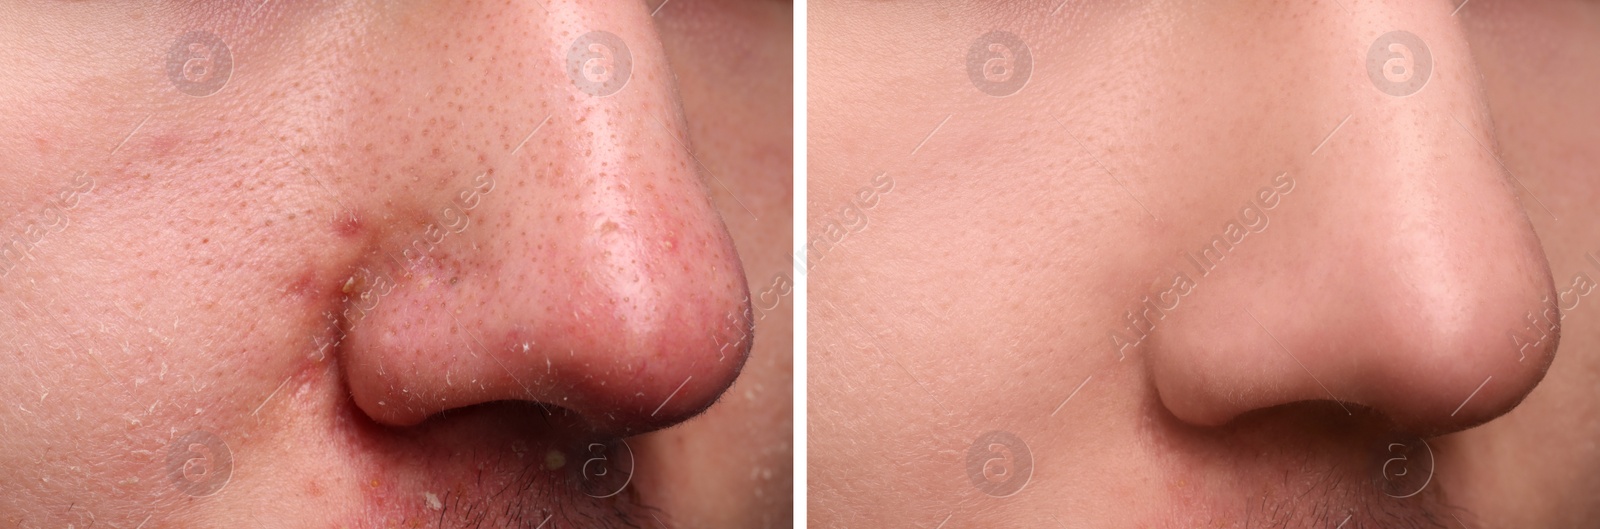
[1142,2,1558,435]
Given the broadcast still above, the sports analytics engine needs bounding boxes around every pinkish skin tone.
[810,0,1599,528]
[0,1,792,528]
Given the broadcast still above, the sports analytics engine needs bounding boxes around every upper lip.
[1143,400,1476,529]
[323,398,659,529]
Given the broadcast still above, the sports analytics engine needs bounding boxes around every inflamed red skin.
[0,0,790,528]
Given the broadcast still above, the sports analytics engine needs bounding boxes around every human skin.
[810,0,1597,527]
[0,1,791,528]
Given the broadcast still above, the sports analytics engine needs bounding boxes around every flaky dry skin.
[809,0,1599,527]
[0,1,791,527]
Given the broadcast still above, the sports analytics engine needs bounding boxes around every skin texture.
[0,1,791,528]
[810,0,1597,527]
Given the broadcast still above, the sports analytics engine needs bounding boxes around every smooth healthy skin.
[0,1,791,528]
[810,1,1598,527]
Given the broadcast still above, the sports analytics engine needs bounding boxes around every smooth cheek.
[0,202,343,518]
[0,18,351,516]
[806,4,1161,522]
[1446,2,1600,524]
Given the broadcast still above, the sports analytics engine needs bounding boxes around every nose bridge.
[336,0,753,436]
[1144,4,1558,434]
[1310,9,1553,348]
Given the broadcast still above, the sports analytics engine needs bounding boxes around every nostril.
[1149,271,1561,435]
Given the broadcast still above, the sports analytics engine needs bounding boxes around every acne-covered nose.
[1140,10,1558,435]
[335,2,753,437]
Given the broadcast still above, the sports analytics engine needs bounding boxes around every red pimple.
[663,233,681,254]
[285,268,319,300]
[334,209,364,238]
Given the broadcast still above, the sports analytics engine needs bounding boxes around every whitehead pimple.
[425,491,442,511]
